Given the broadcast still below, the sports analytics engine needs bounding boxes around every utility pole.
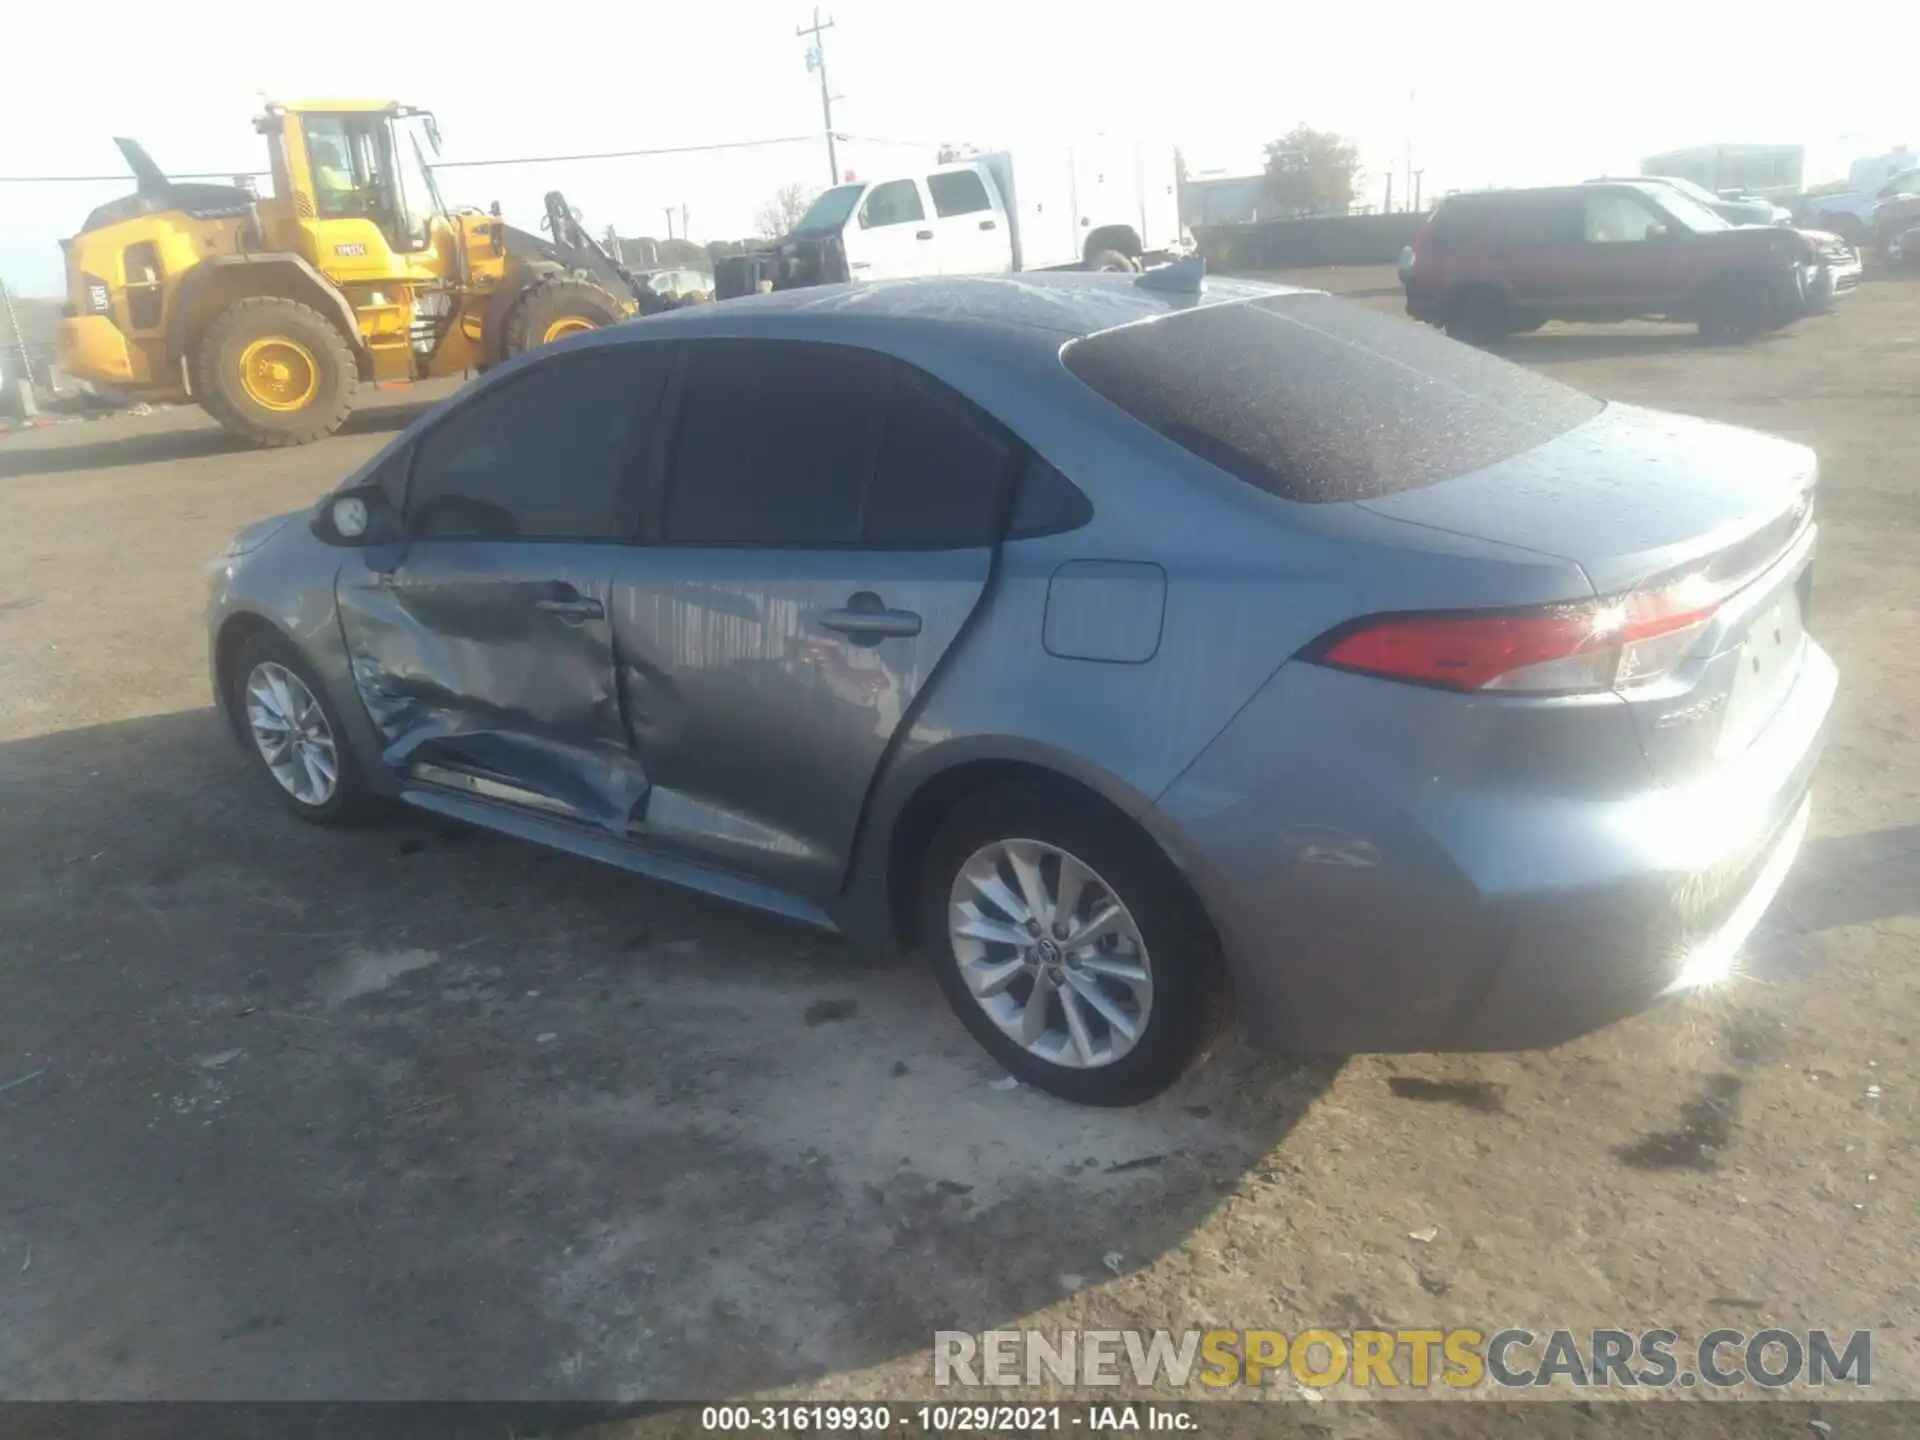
[1412,169,1424,214]
[663,206,677,241]
[799,7,841,185]
[1404,90,1416,215]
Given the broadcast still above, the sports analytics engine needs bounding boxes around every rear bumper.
[1152,641,1836,1054]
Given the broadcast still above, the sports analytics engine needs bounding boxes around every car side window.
[1585,193,1662,243]
[662,342,1014,550]
[664,343,884,546]
[1008,454,1093,538]
[928,171,992,218]
[860,179,927,229]
[406,347,666,541]
[862,378,1014,549]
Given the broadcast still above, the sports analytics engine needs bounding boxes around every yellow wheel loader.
[56,101,671,447]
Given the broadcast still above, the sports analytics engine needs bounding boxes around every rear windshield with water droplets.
[1060,293,1605,503]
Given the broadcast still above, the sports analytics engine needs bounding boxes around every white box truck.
[714,139,1190,298]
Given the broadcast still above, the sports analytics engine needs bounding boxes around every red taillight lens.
[1312,578,1725,694]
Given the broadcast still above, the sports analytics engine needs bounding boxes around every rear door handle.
[979,218,998,230]
[819,593,922,645]
[915,229,934,240]
[535,588,604,621]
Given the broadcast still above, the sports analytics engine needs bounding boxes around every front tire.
[193,297,359,447]
[500,277,627,360]
[919,785,1228,1106]
[228,630,382,826]
[1697,274,1769,344]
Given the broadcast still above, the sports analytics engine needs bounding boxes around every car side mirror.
[312,483,402,546]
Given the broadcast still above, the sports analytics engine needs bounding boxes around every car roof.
[589,271,1314,361]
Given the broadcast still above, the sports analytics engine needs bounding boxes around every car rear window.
[1061,292,1604,504]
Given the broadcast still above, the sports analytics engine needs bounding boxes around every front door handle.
[915,229,934,240]
[819,592,922,645]
[979,218,998,230]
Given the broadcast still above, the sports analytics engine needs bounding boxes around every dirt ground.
[0,270,1915,1409]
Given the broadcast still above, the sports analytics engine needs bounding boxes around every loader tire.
[500,278,627,360]
[193,297,359,448]
[1085,248,1138,273]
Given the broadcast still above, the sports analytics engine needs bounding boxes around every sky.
[1,0,1912,296]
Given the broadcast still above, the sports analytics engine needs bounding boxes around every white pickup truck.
[714,141,1190,298]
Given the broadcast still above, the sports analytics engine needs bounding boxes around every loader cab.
[257,102,447,259]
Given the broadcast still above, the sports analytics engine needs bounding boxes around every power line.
[427,135,820,169]
[0,134,828,184]
[0,171,268,184]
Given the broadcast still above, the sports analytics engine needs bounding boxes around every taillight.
[1308,574,1726,694]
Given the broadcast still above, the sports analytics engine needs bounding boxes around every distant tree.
[704,238,750,261]
[754,182,821,239]
[937,141,982,163]
[1261,125,1363,217]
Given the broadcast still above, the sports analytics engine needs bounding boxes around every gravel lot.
[1,269,1915,1407]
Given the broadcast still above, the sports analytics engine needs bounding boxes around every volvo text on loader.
[57,100,667,446]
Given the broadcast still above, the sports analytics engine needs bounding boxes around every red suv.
[1404,181,1861,344]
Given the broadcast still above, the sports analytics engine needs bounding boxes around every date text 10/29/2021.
[701,1405,1194,1432]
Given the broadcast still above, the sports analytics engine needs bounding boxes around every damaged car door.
[336,344,669,830]
[612,338,1016,896]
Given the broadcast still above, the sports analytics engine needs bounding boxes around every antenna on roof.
[1135,255,1205,295]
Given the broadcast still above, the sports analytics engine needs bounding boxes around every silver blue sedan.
[208,271,1834,1105]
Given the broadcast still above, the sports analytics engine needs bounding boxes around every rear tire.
[918,784,1230,1106]
[193,297,358,448]
[500,277,627,360]
[1443,285,1512,344]
[1086,248,1139,274]
[1814,212,1866,248]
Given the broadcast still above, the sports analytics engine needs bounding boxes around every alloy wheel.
[244,661,339,808]
[947,838,1154,1069]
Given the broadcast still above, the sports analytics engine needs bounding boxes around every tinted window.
[1061,293,1605,504]
[860,179,926,228]
[1009,454,1093,538]
[408,348,664,540]
[863,381,1012,548]
[664,343,1012,549]
[665,344,883,546]
[928,171,992,218]
[1432,193,1576,247]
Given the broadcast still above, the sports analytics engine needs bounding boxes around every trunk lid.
[1360,403,1819,782]
[1356,404,1815,597]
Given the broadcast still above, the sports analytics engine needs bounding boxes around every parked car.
[1404,181,1860,343]
[1590,175,1791,227]
[641,267,713,302]
[209,272,1833,1105]
[1794,165,1920,248]
[1872,190,1920,257]
[713,142,1191,298]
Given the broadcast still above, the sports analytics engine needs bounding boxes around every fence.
[1196,212,1425,272]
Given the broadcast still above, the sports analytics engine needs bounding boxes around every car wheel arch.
[873,750,1217,959]
[214,611,288,740]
